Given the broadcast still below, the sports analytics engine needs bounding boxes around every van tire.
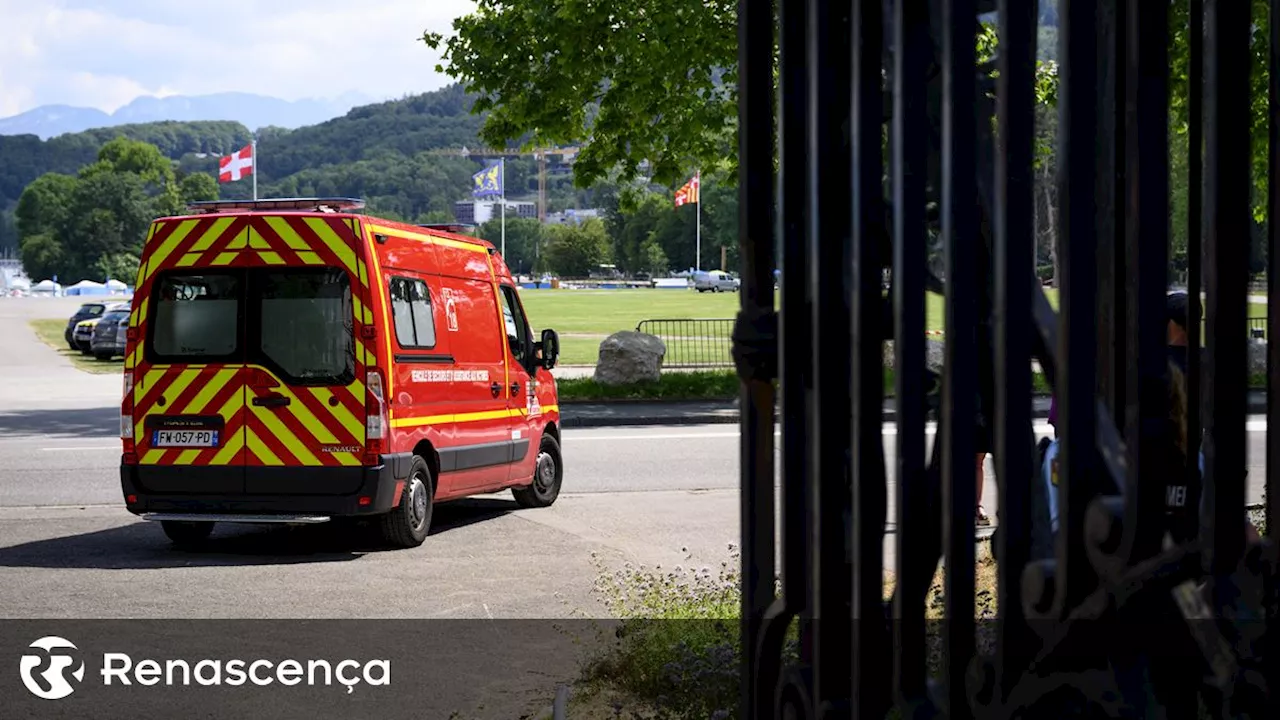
[513,434,563,509]
[94,352,111,361]
[161,520,215,547]
[379,455,433,548]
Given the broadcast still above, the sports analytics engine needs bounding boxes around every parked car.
[91,306,131,360]
[691,270,740,293]
[64,302,107,349]
[72,303,129,354]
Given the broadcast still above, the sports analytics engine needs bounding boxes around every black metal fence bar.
[733,0,1274,717]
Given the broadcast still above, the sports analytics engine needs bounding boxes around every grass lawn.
[28,319,125,375]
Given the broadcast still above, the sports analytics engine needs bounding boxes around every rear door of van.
[240,214,370,495]
[130,217,250,494]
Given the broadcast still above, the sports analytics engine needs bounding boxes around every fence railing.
[635,318,736,368]
[1251,316,1267,338]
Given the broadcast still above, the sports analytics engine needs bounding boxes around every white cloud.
[0,0,477,116]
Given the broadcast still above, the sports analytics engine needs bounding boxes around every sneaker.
[976,506,991,527]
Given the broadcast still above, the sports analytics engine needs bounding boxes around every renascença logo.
[20,636,86,700]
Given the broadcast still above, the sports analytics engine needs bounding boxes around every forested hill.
[0,84,509,252]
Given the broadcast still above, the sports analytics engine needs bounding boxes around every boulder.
[594,331,667,385]
[1248,338,1267,376]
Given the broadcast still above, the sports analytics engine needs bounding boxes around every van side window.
[389,277,437,349]
[498,285,531,363]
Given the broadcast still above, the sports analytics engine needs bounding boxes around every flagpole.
[500,157,506,259]
[251,136,258,201]
[695,169,701,271]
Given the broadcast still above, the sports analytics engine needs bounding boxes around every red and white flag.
[674,172,700,207]
[218,144,254,183]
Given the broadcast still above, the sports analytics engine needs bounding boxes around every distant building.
[545,208,603,226]
[453,200,537,225]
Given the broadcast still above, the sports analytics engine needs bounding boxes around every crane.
[427,146,581,223]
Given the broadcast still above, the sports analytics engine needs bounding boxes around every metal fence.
[1251,316,1267,338]
[732,0,1277,718]
[635,318,736,368]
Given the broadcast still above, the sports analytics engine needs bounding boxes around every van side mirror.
[539,328,560,370]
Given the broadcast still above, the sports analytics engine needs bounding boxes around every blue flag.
[472,161,503,197]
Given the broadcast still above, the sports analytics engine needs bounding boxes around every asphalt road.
[0,296,1270,623]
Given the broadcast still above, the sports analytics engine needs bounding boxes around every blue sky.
[0,0,475,116]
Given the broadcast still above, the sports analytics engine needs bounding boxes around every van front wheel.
[161,520,214,547]
[379,455,433,548]
[513,434,563,509]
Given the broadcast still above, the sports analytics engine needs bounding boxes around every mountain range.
[0,91,379,139]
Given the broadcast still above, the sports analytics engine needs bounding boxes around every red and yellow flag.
[674,173,700,207]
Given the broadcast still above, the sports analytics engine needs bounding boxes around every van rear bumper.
[119,453,413,518]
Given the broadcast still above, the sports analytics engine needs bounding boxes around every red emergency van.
[118,198,563,548]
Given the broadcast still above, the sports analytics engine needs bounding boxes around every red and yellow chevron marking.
[133,366,247,466]
[244,373,366,467]
[129,211,376,470]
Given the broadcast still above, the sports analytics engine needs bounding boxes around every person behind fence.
[1037,291,1260,543]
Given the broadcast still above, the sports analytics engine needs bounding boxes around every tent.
[31,279,61,295]
[64,280,109,296]
[105,279,129,294]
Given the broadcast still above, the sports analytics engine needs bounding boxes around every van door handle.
[253,394,290,408]
[490,382,501,397]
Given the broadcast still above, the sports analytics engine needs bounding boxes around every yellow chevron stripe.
[134,367,204,441]
[225,226,250,249]
[296,251,323,265]
[259,251,285,265]
[191,217,234,252]
[143,220,200,283]
[304,218,357,275]
[245,428,282,466]
[211,251,238,266]
[250,405,321,466]
[264,217,312,251]
[306,387,365,441]
[249,232,271,249]
[179,368,239,416]
[352,295,367,326]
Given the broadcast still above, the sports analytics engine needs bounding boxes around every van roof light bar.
[186,197,367,214]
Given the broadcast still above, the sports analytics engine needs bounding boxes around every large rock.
[882,337,946,373]
[594,331,667,385]
[1248,338,1267,376]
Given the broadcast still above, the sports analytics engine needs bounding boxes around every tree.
[423,1,738,188]
[542,218,612,277]
[14,173,77,240]
[17,233,65,282]
[477,216,544,274]
[178,172,219,204]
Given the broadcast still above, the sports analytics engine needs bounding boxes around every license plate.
[151,429,219,448]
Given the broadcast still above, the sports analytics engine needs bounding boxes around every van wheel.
[94,352,111,361]
[513,434,563,509]
[161,520,215,548]
[379,455,433,548]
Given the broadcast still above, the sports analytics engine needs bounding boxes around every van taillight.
[365,369,387,465]
[120,371,134,441]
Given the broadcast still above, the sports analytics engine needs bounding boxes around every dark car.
[64,302,106,349]
[90,308,130,360]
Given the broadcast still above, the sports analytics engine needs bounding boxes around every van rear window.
[151,273,242,359]
[145,268,354,385]
[258,269,354,383]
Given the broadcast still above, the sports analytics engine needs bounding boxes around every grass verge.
[28,319,124,375]
[565,545,998,719]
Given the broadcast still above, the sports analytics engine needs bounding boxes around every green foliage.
[15,138,200,283]
[542,218,613,277]
[423,1,739,188]
[477,216,544,274]
[556,370,739,401]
